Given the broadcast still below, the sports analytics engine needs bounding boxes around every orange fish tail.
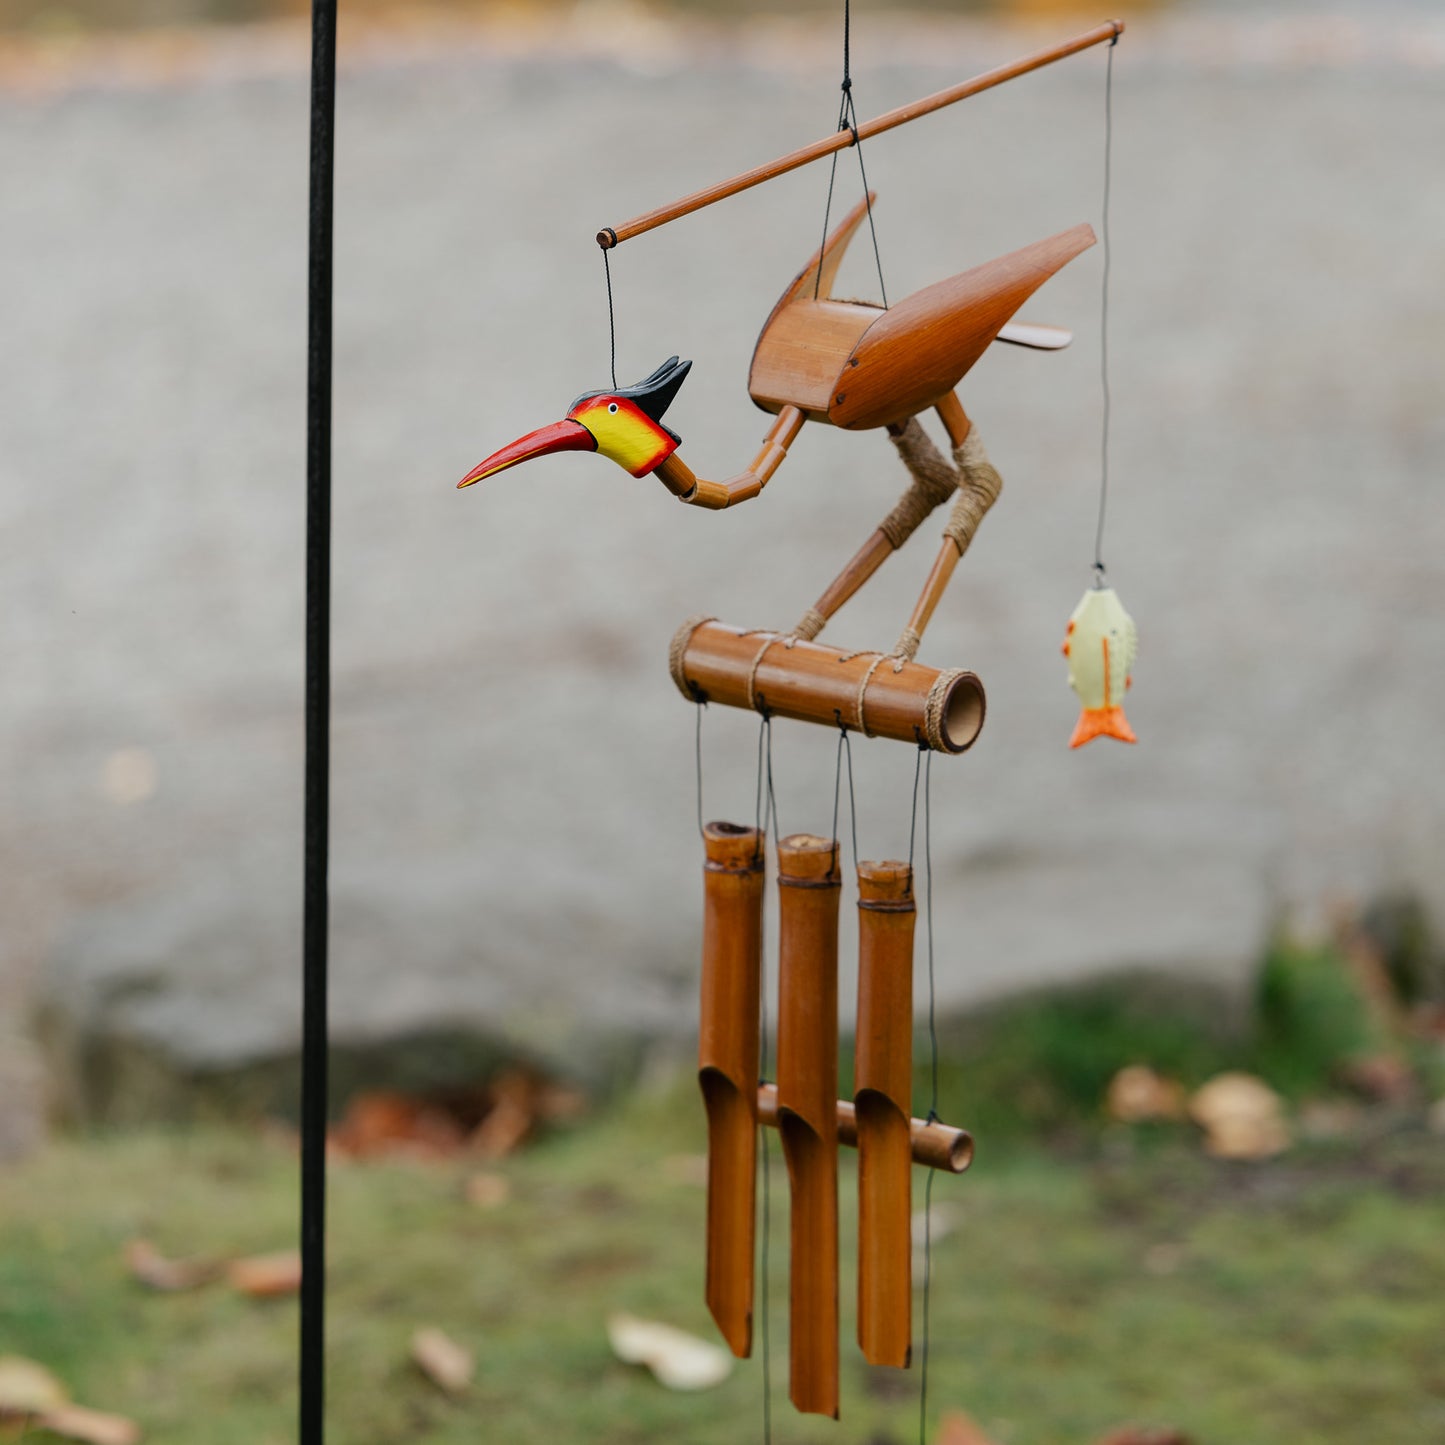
[1068,705,1137,749]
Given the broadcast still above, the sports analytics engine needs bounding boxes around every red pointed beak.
[457,418,597,488]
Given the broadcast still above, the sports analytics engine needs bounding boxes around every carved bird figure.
[457,194,1092,511]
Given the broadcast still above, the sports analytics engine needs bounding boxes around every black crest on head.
[571,356,692,422]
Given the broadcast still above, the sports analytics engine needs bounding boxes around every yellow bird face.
[456,357,691,490]
[566,395,679,478]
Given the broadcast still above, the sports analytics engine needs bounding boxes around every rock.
[1189,1073,1290,1160]
[1107,1065,1187,1123]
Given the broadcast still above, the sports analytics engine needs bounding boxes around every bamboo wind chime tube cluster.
[776,833,843,1418]
[695,823,972,1418]
[698,821,766,1357]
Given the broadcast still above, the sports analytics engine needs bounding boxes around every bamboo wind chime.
[454,13,1130,1424]
[701,820,969,1416]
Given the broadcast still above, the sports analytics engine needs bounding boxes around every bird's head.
[457,356,692,488]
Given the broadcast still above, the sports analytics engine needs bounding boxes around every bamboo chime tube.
[854,860,917,1368]
[755,1085,972,1174]
[775,833,842,1418]
[597,20,1125,248]
[670,619,986,754]
[698,821,766,1358]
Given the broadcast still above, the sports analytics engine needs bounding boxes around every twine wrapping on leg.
[879,420,960,549]
[941,427,1003,555]
[788,606,828,646]
[891,627,923,669]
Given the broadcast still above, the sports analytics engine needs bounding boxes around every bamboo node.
[668,614,717,699]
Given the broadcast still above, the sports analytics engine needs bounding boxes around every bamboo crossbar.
[757,1084,972,1174]
[670,618,986,754]
[597,20,1123,249]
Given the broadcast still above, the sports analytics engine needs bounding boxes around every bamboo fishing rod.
[597,19,1123,250]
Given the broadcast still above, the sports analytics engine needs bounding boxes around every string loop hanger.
[814,0,888,308]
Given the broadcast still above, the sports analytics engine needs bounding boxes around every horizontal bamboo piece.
[699,821,765,1358]
[669,618,986,753]
[776,833,842,1419]
[598,21,1123,248]
[854,860,916,1368]
[756,1085,973,1175]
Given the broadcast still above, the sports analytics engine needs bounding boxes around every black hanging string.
[1092,35,1117,583]
[913,748,940,1445]
[602,243,619,390]
[301,2,336,1442]
[813,0,888,308]
[753,713,782,1445]
[694,701,706,838]
[841,730,859,869]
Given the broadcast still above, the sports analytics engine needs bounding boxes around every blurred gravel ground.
[2,5,1444,1121]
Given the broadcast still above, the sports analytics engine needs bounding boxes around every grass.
[2,1081,1444,1445]
[4,939,1442,1443]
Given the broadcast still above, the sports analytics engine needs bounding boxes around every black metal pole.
[302,2,336,1442]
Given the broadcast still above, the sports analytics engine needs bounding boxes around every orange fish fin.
[1068,705,1137,749]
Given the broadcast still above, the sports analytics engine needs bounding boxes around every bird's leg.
[653,406,805,509]
[785,399,964,643]
[888,394,1002,665]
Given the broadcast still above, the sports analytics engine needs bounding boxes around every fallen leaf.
[1106,1065,1186,1123]
[410,1327,473,1395]
[464,1172,511,1208]
[1188,1073,1290,1160]
[935,1409,1001,1445]
[0,1355,69,1416]
[330,1091,466,1161]
[124,1239,222,1292]
[1338,1052,1415,1104]
[228,1250,302,1298]
[606,1313,733,1391]
[37,1403,142,1445]
[471,1071,540,1160]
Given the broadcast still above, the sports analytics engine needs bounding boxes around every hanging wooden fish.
[1061,584,1137,747]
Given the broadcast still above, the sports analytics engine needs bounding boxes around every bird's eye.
[608,402,619,414]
